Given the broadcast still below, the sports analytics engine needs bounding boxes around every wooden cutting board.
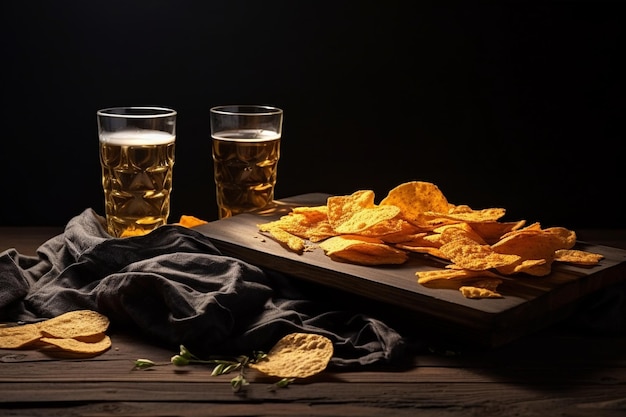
[194,193,626,347]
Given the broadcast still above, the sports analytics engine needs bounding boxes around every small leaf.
[179,345,192,358]
[171,354,190,366]
[133,359,156,370]
[230,375,249,392]
[179,345,201,360]
[211,363,226,376]
[276,377,295,388]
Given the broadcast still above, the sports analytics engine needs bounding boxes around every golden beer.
[212,129,280,219]
[99,130,175,237]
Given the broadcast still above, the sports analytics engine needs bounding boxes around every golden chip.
[265,226,307,253]
[433,223,488,245]
[380,181,451,225]
[258,209,336,242]
[387,232,429,245]
[40,334,112,357]
[492,229,575,276]
[371,223,424,243]
[292,205,329,216]
[554,249,604,266]
[502,258,549,275]
[1,310,112,357]
[416,268,501,285]
[327,190,376,229]
[327,190,402,234]
[0,324,42,349]
[425,207,507,223]
[466,220,527,245]
[333,205,401,235]
[439,235,521,271]
[249,333,333,378]
[460,285,502,299]
[38,310,110,339]
[120,227,148,237]
[177,215,208,228]
[320,235,408,265]
[398,245,447,259]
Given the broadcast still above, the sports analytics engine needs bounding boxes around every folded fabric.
[0,209,406,367]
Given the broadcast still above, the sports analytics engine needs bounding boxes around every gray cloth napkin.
[0,209,406,367]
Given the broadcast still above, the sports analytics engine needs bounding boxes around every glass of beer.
[97,106,177,237]
[210,105,283,219]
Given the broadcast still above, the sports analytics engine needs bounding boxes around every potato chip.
[492,228,575,276]
[438,232,521,271]
[327,190,376,229]
[554,249,604,265]
[542,227,577,249]
[395,232,446,259]
[390,232,431,246]
[502,258,549,276]
[177,215,208,228]
[320,235,408,265]
[466,220,527,245]
[433,223,488,245]
[371,222,424,244]
[1,310,112,356]
[120,227,148,237]
[423,233,445,246]
[326,190,402,234]
[379,181,451,225]
[40,334,112,357]
[38,310,110,339]
[416,268,501,284]
[333,205,401,235]
[425,207,507,223]
[398,245,447,259]
[504,221,542,234]
[264,226,307,253]
[249,333,333,378]
[0,324,43,349]
[258,208,335,243]
[460,285,502,299]
[292,205,329,217]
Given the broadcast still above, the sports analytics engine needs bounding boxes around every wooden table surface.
[1,227,625,417]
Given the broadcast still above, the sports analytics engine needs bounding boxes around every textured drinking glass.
[97,106,177,237]
[210,105,283,219]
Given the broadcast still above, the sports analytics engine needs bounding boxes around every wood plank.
[194,194,626,347]
[3,331,624,386]
[1,383,625,417]
[1,219,625,417]
[0,227,64,255]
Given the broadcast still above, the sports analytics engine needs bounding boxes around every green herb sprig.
[133,345,292,392]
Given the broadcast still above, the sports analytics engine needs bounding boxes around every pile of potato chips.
[258,181,604,299]
[0,310,111,357]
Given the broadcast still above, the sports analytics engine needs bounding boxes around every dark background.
[1,1,624,229]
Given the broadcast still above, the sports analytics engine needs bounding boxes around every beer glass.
[210,105,283,219]
[97,106,177,237]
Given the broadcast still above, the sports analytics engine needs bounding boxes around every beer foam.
[99,129,175,145]
[212,129,280,142]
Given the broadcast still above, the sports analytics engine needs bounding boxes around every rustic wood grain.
[1,221,625,417]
